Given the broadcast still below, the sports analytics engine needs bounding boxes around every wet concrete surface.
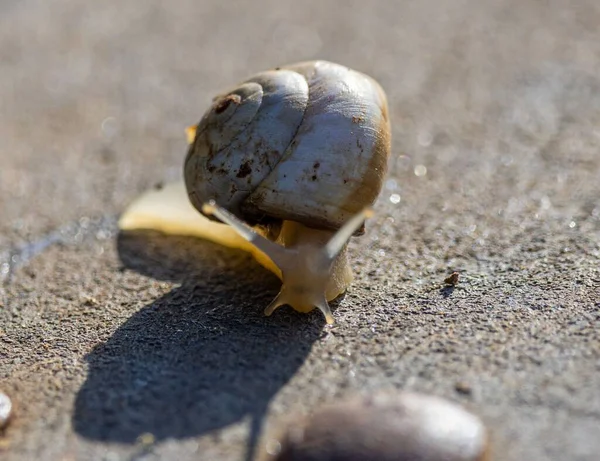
[1,0,599,460]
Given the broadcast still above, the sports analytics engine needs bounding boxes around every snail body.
[119,60,391,323]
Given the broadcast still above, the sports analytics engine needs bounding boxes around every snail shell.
[184,60,390,231]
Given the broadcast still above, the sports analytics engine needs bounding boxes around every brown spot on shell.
[236,160,253,178]
[213,94,241,114]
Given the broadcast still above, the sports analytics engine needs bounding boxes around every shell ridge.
[268,72,312,166]
[233,72,311,220]
[210,69,310,197]
[203,86,264,159]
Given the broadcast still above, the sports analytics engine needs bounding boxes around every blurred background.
[1,1,599,460]
[2,0,598,243]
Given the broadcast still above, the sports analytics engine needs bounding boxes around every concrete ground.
[1,0,599,460]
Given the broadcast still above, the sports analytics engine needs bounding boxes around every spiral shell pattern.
[184,60,390,231]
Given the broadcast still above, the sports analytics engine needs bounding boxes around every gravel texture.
[1,1,599,460]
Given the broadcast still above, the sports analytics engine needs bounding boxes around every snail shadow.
[73,230,323,459]
[440,285,455,298]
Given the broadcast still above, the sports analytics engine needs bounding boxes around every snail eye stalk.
[201,201,291,268]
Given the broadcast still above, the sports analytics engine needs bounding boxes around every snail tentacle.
[325,208,374,261]
[264,293,286,318]
[201,200,291,268]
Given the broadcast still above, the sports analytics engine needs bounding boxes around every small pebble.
[268,391,490,461]
[444,272,460,286]
[455,381,473,395]
[82,296,99,307]
[136,432,155,446]
[0,391,13,430]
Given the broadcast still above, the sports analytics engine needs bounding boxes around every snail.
[262,392,491,461]
[119,60,391,324]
